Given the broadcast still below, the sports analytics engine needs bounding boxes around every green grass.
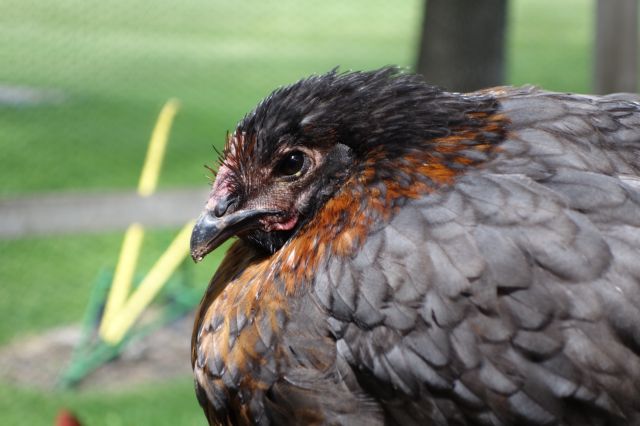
[508,0,592,92]
[0,229,225,425]
[0,229,226,346]
[0,0,422,195]
[0,379,205,426]
[0,0,594,196]
[0,0,594,424]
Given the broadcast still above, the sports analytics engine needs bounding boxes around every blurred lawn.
[0,229,226,425]
[0,379,204,426]
[0,0,422,195]
[0,0,592,196]
[0,0,592,424]
[509,0,592,92]
[0,229,227,346]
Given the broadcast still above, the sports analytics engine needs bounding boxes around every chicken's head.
[190,67,499,260]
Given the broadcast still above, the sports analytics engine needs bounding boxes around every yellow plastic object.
[138,99,181,197]
[101,220,194,344]
[99,223,144,334]
[98,98,191,344]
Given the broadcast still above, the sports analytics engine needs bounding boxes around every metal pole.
[594,0,638,94]
[416,0,508,92]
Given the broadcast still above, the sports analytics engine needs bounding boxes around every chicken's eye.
[278,151,305,177]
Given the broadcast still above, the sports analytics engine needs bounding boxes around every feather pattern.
[192,69,640,425]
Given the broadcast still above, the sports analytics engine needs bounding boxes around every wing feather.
[316,89,640,424]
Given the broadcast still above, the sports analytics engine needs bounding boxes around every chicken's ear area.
[190,208,278,262]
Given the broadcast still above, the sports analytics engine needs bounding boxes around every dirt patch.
[0,314,194,391]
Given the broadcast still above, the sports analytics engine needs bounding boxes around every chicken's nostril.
[213,194,236,217]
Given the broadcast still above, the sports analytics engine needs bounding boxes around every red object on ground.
[55,409,82,426]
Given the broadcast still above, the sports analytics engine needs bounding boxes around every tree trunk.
[416,0,508,92]
[594,0,638,94]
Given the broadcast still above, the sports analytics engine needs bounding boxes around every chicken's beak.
[190,208,277,262]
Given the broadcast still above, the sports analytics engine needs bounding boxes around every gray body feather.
[306,88,640,425]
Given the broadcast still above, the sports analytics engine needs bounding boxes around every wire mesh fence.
[0,1,594,424]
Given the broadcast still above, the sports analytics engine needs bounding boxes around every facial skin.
[191,130,354,259]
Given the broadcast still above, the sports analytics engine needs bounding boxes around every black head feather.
[233,67,498,163]
[213,67,501,254]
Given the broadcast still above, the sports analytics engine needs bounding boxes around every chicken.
[190,68,640,425]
